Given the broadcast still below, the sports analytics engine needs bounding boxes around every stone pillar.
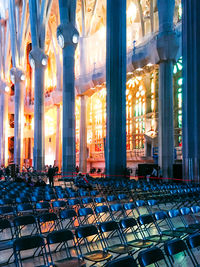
[79,36,88,173]
[79,95,87,173]
[106,0,127,177]
[55,104,61,168]
[10,68,25,168]
[57,0,79,175]
[157,0,179,178]
[182,0,200,182]
[0,92,8,167]
[29,48,48,171]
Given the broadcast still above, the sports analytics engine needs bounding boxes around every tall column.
[106,0,127,177]
[55,104,61,168]
[0,92,8,166]
[10,68,25,168]
[182,1,200,182]
[79,35,88,173]
[29,0,49,171]
[57,0,79,175]
[14,82,24,167]
[157,0,179,178]
[79,95,87,173]
[33,65,45,170]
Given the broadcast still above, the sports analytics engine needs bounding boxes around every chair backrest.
[52,200,66,208]
[180,207,191,215]
[191,206,200,214]
[105,255,138,267]
[60,209,77,219]
[110,203,123,212]
[164,238,187,256]
[14,215,36,227]
[123,202,135,211]
[78,207,94,216]
[37,212,58,223]
[154,211,168,221]
[99,220,119,233]
[120,217,137,229]
[82,197,93,204]
[76,225,98,238]
[118,194,128,201]
[17,203,33,212]
[138,246,166,267]
[68,198,81,206]
[135,200,145,207]
[35,201,50,210]
[95,205,109,214]
[187,233,200,249]
[107,195,117,202]
[94,197,106,204]
[13,235,45,251]
[138,214,154,225]
[47,229,74,244]
[168,209,180,218]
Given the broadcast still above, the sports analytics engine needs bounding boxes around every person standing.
[47,165,55,187]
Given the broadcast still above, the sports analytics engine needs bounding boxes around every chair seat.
[175,226,197,234]
[146,235,171,243]
[107,244,134,254]
[55,257,86,267]
[0,240,13,250]
[161,230,183,237]
[127,239,152,248]
[84,250,112,262]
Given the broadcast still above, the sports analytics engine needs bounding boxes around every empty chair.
[110,203,125,220]
[105,255,138,267]
[154,210,183,238]
[94,197,106,205]
[13,235,49,267]
[75,225,112,265]
[0,219,14,265]
[52,200,67,212]
[35,202,50,214]
[78,207,96,225]
[16,203,34,215]
[81,197,94,208]
[60,209,78,229]
[106,195,117,204]
[186,233,200,266]
[14,215,38,237]
[68,198,81,208]
[0,206,15,218]
[138,246,170,267]
[138,214,172,243]
[123,202,136,218]
[95,205,111,222]
[37,212,60,235]
[47,229,86,267]
[167,209,196,234]
[99,220,134,258]
[119,217,152,250]
[164,238,196,266]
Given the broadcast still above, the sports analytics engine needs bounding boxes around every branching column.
[106,0,127,177]
[57,0,79,175]
[182,0,200,182]
[157,0,179,178]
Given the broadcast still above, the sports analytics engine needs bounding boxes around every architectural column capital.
[10,67,25,84]
[56,22,79,49]
[29,48,48,69]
